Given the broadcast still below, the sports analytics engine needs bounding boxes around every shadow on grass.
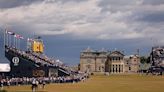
[0,90,7,92]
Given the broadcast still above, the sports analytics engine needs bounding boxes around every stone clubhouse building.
[80,47,140,74]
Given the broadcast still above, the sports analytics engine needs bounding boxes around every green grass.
[3,74,164,92]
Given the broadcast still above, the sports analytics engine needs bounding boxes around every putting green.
[4,74,164,92]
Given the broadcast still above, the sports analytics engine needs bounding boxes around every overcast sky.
[0,0,164,65]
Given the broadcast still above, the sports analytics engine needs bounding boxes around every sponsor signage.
[12,57,20,66]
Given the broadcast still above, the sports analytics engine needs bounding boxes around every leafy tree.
[140,56,150,64]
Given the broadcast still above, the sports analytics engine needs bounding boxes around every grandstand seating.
[5,46,73,77]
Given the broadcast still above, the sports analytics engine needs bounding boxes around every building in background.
[80,47,107,73]
[105,51,125,74]
[124,55,140,73]
[150,46,164,67]
[80,47,140,74]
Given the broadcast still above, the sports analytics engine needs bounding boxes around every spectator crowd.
[0,73,89,88]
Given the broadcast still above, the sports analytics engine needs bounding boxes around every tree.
[140,56,150,64]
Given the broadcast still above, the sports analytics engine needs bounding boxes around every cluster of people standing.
[0,73,89,90]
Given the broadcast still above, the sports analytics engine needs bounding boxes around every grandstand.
[3,30,77,78]
[148,46,164,74]
[150,46,164,67]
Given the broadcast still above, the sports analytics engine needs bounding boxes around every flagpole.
[17,38,18,49]
[16,37,18,49]
[14,36,15,47]
[19,39,20,49]
[4,28,6,50]
[15,37,17,48]
[6,32,8,46]
[16,38,17,49]
[14,36,15,48]
[9,34,11,47]
[18,39,20,49]
[27,38,28,51]
[8,34,9,46]
[15,37,17,49]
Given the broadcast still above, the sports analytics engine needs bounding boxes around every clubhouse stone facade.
[80,47,140,74]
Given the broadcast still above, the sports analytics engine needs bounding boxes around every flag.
[27,38,33,42]
[14,34,23,39]
[6,31,15,35]
[14,34,19,38]
[19,36,24,39]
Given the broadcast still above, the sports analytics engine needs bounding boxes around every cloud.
[0,0,43,9]
[142,0,164,5]
[0,0,163,43]
[1,0,164,64]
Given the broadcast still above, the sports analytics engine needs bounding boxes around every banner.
[32,41,44,53]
